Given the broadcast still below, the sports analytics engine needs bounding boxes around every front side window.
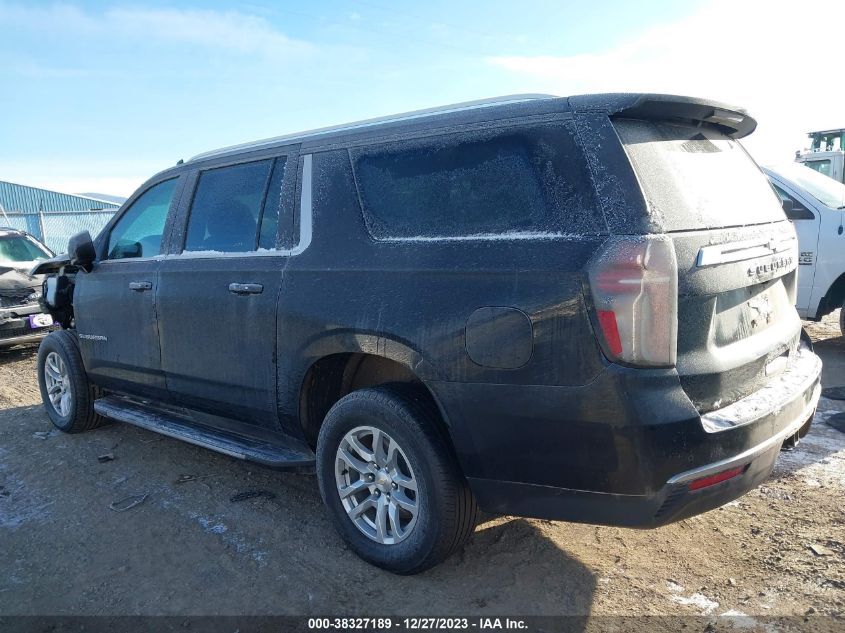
[771,183,814,220]
[352,124,600,240]
[772,184,801,207]
[184,158,285,253]
[107,178,178,260]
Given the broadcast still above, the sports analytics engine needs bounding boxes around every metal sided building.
[0,181,122,253]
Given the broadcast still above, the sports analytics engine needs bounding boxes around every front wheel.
[37,330,105,433]
[316,385,477,574]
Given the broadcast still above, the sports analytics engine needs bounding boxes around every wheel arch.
[294,333,449,450]
[817,272,845,318]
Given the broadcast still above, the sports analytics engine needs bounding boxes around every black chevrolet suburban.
[32,94,822,574]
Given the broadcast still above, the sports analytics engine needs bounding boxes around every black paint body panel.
[64,93,822,529]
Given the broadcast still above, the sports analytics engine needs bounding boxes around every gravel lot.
[0,312,843,624]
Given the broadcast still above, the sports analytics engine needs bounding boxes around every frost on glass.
[184,159,273,253]
[614,120,785,232]
[352,124,601,240]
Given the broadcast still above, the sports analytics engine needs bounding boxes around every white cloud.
[0,3,313,60]
[105,7,313,59]
[488,0,845,165]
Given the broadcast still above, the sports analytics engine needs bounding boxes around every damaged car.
[0,228,56,348]
[31,93,822,574]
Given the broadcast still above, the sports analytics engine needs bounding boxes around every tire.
[37,330,105,433]
[316,385,477,574]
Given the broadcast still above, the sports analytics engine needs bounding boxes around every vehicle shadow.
[813,335,845,389]
[770,399,845,479]
[0,343,38,364]
[0,402,597,620]
[419,515,597,617]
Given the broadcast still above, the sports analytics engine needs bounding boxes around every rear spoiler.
[30,253,71,276]
[568,93,757,139]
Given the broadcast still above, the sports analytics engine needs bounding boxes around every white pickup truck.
[764,164,845,336]
[795,128,845,183]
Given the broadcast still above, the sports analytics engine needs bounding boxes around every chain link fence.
[0,210,116,254]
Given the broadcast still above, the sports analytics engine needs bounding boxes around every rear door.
[612,119,802,413]
[156,150,297,428]
[74,177,182,399]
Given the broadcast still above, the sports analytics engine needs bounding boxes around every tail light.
[587,236,678,367]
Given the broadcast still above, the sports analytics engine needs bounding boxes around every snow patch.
[701,346,819,431]
[772,398,845,488]
[0,447,53,530]
[185,510,269,565]
[157,497,270,567]
[670,592,720,615]
[665,580,685,593]
[719,611,760,629]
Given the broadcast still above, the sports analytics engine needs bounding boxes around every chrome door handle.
[228,282,264,295]
[128,281,152,291]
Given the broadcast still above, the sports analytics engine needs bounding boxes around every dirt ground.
[0,312,843,624]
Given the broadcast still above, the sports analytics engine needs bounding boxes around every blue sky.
[1,0,842,197]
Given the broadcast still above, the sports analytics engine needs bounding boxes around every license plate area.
[29,313,54,329]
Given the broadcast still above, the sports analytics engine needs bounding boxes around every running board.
[93,395,315,470]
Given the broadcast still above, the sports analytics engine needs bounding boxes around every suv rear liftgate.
[468,95,821,526]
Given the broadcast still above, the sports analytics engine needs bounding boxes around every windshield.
[767,163,845,209]
[0,235,52,262]
[614,119,785,231]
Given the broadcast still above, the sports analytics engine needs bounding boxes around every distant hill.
[77,193,127,205]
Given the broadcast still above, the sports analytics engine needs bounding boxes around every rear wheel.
[37,330,105,433]
[316,385,477,574]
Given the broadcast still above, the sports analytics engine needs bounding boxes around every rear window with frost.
[614,119,785,231]
[351,124,601,240]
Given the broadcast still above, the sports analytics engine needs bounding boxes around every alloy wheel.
[334,425,419,545]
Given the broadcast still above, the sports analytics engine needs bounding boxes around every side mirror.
[781,198,794,214]
[68,231,96,272]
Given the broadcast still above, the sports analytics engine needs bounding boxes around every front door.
[772,180,820,316]
[156,155,291,428]
[74,177,181,399]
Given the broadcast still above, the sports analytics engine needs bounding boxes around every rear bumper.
[429,340,822,528]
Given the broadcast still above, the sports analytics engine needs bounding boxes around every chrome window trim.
[98,153,315,264]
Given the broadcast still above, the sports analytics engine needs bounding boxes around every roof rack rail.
[190,94,558,162]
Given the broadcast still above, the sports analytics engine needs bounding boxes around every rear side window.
[184,158,285,253]
[107,178,177,260]
[352,124,601,240]
[614,119,785,231]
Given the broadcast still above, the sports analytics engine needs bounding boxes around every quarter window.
[107,178,178,260]
[184,158,285,253]
[351,124,600,240]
